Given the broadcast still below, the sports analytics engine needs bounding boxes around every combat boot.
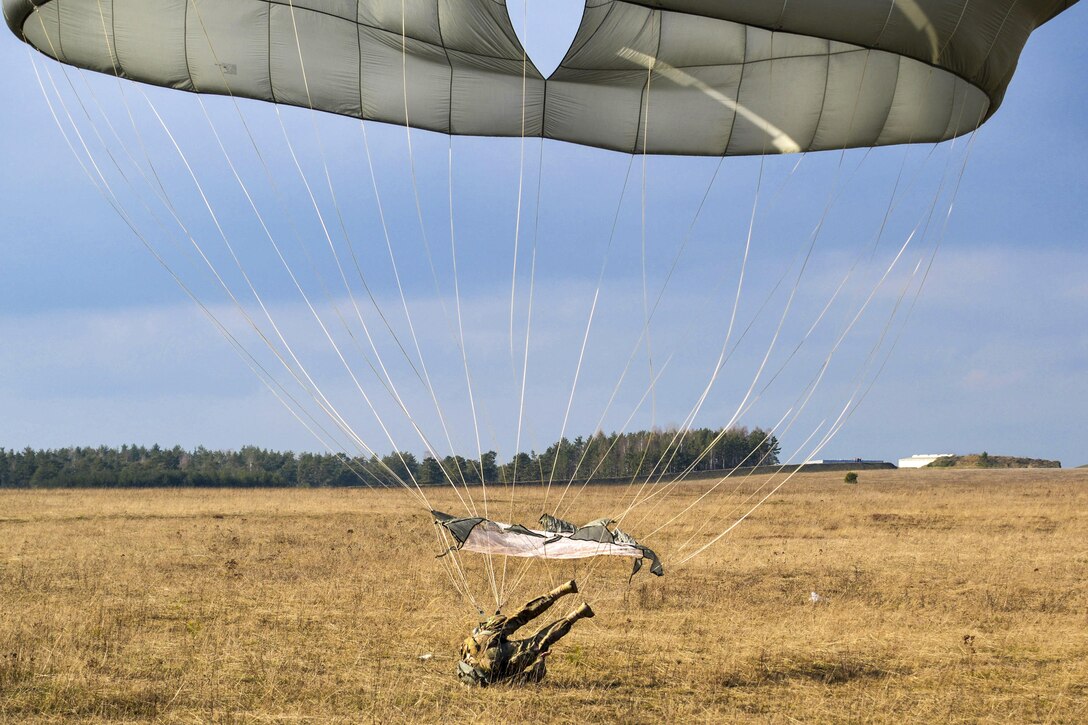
[568,602,594,621]
[549,580,578,598]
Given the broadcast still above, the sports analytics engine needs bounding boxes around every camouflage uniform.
[458,581,591,686]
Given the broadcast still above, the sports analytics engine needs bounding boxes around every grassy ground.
[1,468,1086,723]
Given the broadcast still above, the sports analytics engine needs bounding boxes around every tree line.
[0,426,779,489]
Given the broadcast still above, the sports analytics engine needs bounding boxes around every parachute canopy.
[433,511,663,578]
[4,0,1077,156]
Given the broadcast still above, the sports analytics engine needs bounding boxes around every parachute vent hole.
[506,0,586,78]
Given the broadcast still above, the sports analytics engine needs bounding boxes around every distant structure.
[810,459,887,465]
[898,454,954,469]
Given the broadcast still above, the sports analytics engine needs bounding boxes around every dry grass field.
[2,468,1086,723]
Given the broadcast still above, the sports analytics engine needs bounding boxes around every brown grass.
[2,468,1087,723]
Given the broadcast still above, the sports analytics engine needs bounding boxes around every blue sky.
[1,2,1085,468]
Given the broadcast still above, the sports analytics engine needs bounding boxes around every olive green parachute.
[4,0,1078,156]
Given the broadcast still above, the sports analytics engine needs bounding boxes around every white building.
[897,454,954,469]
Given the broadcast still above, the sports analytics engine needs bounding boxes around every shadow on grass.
[716,653,901,688]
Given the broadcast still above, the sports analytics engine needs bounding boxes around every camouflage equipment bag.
[457,660,491,686]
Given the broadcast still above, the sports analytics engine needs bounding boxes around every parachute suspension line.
[605,52,791,501]
[575,156,775,586]
[54,5,431,504]
[446,137,502,609]
[634,152,865,518]
[807,197,948,458]
[664,167,952,551]
[189,0,465,503]
[567,154,777,503]
[507,0,535,486]
[592,241,851,580]
[640,164,790,494]
[628,64,949,534]
[547,12,673,519]
[204,0,476,546]
[279,4,434,411]
[539,153,638,514]
[544,16,670,535]
[48,7,461,614]
[126,79,422,497]
[279,0,405,392]
[202,0,537,524]
[686,109,984,563]
[626,165,892,536]
[552,152,800,525]
[272,1,457,504]
[818,138,980,455]
[506,154,644,605]
[817,110,984,454]
[620,155,778,534]
[278,0,479,512]
[26,46,400,499]
[184,2,413,406]
[535,69,731,587]
[868,149,918,262]
[557,52,744,520]
[201,100,397,406]
[567,147,828,550]
[634,11,661,484]
[616,49,891,530]
[388,14,464,438]
[815,98,984,441]
[433,525,484,615]
[28,27,382,492]
[187,103,460,497]
[502,138,548,608]
[357,123,480,516]
[510,150,544,490]
[570,324,783,596]
[191,95,423,436]
[580,47,796,551]
[503,0,536,561]
[509,0,531,364]
[622,37,828,512]
[765,148,940,383]
[671,214,955,564]
[716,64,937,436]
[502,135,578,608]
[674,420,834,567]
[395,1,461,357]
[394,0,499,606]
[42,29,390,492]
[142,88,436,501]
[651,122,969,556]
[391,3,497,606]
[538,153,638,513]
[182,3,474,511]
[387,1,484,505]
[145,100,440,501]
[69,66,207,269]
[546,353,677,529]
[624,154,765,519]
[741,152,937,398]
